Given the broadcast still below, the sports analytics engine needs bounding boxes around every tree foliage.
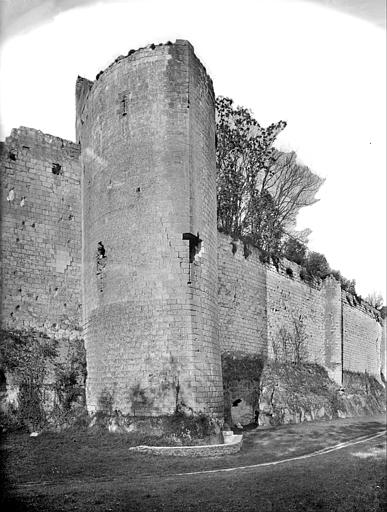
[216,96,324,255]
[282,237,308,265]
[364,292,384,310]
[304,251,331,279]
[0,328,58,382]
[330,269,357,294]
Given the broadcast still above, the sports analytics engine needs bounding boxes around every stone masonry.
[218,231,384,384]
[0,127,82,341]
[76,40,222,416]
[0,40,384,420]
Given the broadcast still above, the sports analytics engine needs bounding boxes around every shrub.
[305,251,331,279]
[0,328,86,430]
[282,238,307,265]
[221,352,266,384]
[273,317,308,364]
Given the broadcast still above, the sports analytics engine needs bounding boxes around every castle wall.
[0,42,383,422]
[266,265,342,380]
[0,127,82,342]
[77,41,222,416]
[217,232,382,383]
[381,311,386,380]
[218,235,267,355]
[342,293,382,377]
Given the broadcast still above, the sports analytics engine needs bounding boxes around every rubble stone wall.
[0,127,82,341]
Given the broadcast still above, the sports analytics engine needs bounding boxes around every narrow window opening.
[121,95,128,116]
[182,233,202,284]
[118,91,130,117]
[96,242,107,293]
[183,233,202,264]
[97,242,106,259]
[52,163,63,175]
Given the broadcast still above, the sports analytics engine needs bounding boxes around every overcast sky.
[0,0,385,300]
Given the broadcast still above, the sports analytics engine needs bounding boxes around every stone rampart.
[0,41,384,424]
[0,127,82,342]
[342,292,383,376]
[218,232,383,383]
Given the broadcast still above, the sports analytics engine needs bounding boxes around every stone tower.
[76,40,223,416]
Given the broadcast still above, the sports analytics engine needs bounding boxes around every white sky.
[0,0,385,300]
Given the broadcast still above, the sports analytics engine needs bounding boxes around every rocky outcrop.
[224,359,386,427]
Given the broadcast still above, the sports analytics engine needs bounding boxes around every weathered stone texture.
[78,41,222,416]
[0,127,82,341]
[217,232,383,383]
[342,294,383,377]
[0,41,383,422]
[381,310,386,380]
[218,235,267,355]
[266,266,337,371]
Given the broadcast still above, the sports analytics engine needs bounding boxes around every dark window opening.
[182,233,202,264]
[182,233,202,285]
[118,90,131,117]
[9,151,16,161]
[97,242,106,259]
[121,95,128,116]
[52,163,63,175]
[96,242,107,293]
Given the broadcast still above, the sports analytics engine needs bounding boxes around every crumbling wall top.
[82,39,212,93]
[1,126,80,152]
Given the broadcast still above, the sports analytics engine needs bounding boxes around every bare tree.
[273,317,308,364]
[216,96,286,240]
[365,292,384,309]
[216,97,324,255]
[262,150,325,232]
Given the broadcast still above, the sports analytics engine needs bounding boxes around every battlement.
[76,40,214,131]
[91,39,212,86]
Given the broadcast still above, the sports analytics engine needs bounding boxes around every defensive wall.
[0,127,82,343]
[218,231,384,383]
[0,40,385,422]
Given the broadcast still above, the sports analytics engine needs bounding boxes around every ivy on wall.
[0,328,86,430]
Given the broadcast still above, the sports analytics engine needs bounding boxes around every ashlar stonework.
[0,40,385,420]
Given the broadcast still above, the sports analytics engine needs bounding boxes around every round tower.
[76,40,223,416]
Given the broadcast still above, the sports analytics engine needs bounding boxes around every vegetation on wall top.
[215,96,384,311]
[216,96,324,258]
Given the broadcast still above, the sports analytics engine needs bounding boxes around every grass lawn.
[1,414,385,511]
